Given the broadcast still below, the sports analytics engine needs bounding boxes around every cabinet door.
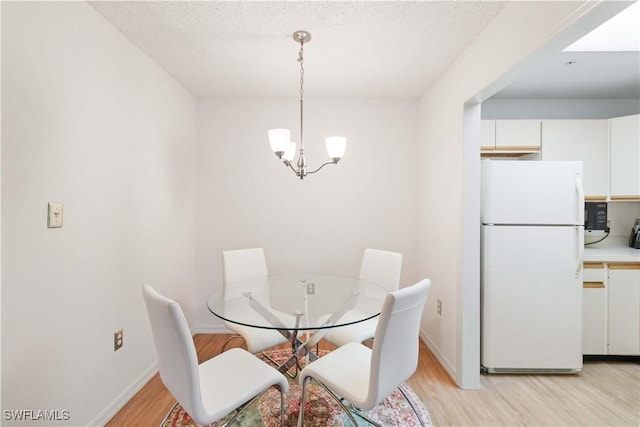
[608,263,640,355]
[495,120,541,150]
[610,114,640,200]
[541,120,609,199]
[582,263,607,354]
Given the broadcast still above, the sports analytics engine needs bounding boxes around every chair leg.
[297,376,310,427]
[350,408,382,427]
[279,385,286,427]
[348,405,382,427]
[398,385,426,427]
[334,386,424,427]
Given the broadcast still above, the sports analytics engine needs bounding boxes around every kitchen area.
[478,1,639,372]
[480,116,640,367]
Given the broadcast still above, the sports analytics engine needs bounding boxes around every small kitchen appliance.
[585,202,608,232]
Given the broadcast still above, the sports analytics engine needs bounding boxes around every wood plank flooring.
[106,334,640,426]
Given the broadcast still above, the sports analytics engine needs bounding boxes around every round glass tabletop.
[207,273,388,331]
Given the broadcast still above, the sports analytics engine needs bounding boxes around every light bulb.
[326,136,346,160]
[268,129,290,156]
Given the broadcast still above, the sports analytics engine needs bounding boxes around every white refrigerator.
[481,160,584,373]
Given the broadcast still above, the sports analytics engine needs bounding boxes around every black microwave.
[585,202,607,231]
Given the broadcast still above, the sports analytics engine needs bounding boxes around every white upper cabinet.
[609,114,640,200]
[541,120,609,199]
[481,120,541,157]
[495,120,541,150]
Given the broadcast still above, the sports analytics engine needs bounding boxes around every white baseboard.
[88,361,158,426]
[419,328,457,384]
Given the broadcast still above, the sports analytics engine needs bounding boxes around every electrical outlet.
[114,329,123,351]
[306,282,315,295]
[437,299,442,316]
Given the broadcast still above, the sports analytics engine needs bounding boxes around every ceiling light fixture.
[268,31,346,180]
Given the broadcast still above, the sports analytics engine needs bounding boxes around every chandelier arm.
[306,160,339,175]
[284,161,302,176]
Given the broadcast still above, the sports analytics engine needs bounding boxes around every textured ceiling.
[89,1,507,99]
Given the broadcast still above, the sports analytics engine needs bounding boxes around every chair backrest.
[223,247,268,285]
[142,285,205,422]
[366,279,431,408]
[359,248,403,293]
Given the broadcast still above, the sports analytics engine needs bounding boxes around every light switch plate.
[47,202,63,228]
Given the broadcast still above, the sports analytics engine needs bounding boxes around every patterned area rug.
[160,349,432,427]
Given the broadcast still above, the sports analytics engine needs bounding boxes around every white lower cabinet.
[582,262,640,356]
[582,263,607,354]
[607,263,640,355]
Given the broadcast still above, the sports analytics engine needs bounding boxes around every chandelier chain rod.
[298,40,305,153]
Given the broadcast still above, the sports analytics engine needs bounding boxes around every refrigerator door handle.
[575,176,584,225]
[575,226,584,278]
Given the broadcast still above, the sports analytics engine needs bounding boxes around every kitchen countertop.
[584,246,640,263]
[583,236,640,262]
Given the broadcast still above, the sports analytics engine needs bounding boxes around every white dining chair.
[359,248,404,293]
[321,248,403,348]
[297,278,431,427]
[221,248,290,354]
[141,285,288,426]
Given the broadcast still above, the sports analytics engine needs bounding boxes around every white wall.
[417,0,629,388]
[1,2,196,425]
[195,98,420,329]
[604,203,640,239]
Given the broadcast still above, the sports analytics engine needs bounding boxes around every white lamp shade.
[283,142,296,162]
[326,136,346,159]
[268,128,290,153]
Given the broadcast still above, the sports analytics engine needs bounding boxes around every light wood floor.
[107,334,640,426]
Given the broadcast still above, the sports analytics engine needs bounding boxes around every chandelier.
[268,31,346,180]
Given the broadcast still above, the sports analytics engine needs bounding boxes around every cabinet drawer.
[582,263,607,354]
[583,262,605,287]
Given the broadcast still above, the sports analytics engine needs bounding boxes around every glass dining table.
[207,273,388,374]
